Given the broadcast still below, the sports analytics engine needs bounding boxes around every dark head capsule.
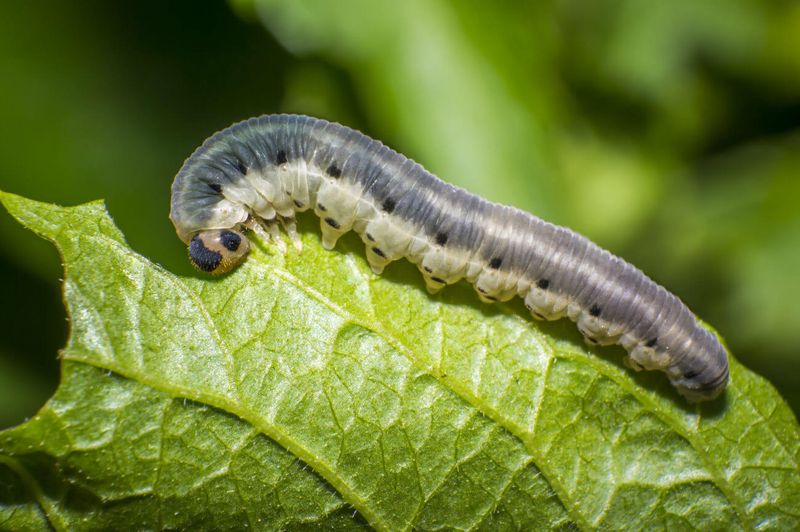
[188,229,250,274]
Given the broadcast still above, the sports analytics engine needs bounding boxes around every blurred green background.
[1,1,798,427]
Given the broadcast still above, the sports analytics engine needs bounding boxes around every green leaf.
[1,191,798,531]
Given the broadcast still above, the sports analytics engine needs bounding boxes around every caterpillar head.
[188,229,250,274]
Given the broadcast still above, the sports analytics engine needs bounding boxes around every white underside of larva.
[200,159,677,373]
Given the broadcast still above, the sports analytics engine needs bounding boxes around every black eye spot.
[646,337,658,348]
[366,233,375,242]
[294,200,304,208]
[324,218,340,229]
[477,287,487,294]
[533,312,546,320]
[235,160,248,175]
[189,236,222,273]
[484,295,498,302]
[381,198,396,214]
[587,337,599,345]
[317,203,327,212]
[683,369,699,380]
[589,304,602,317]
[208,183,222,194]
[489,257,502,269]
[275,150,288,165]
[536,278,550,290]
[326,163,342,178]
[435,232,448,246]
[372,247,386,258]
[423,266,432,273]
[219,230,241,252]
[431,276,445,284]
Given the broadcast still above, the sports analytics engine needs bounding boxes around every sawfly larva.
[170,114,729,402]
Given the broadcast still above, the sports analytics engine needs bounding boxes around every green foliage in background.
[1,192,798,530]
[1,1,798,428]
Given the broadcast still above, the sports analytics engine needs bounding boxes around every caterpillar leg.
[246,217,287,254]
[266,220,287,253]
[279,216,303,252]
[623,355,645,371]
[422,274,446,294]
[364,246,390,275]
[319,220,343,250]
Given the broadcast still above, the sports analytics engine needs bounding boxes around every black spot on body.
[381,198,396,214]
[484,295,498,302]
[533,311,546,320]
[317,203,327,212]
[366,233,375,242]
[431,276,445,284]
[294,200,304,208]
[589,304,602,317]
[189,236,222,272]
[372,247,386,258]
[587,337,599,345]
[683,369,699,380]
[646,337,658,348]
[537,278,550,290]
[235,160,248,175]
[208,183,222,194]
[326,164,342,178]
[489,257,502,269]
[435,232,448,246]
[275,150,287,165]
[219,230,241,252]
[324,218,340,229]
[423,266,432,273]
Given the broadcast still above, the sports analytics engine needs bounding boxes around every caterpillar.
[170,114,729,402]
